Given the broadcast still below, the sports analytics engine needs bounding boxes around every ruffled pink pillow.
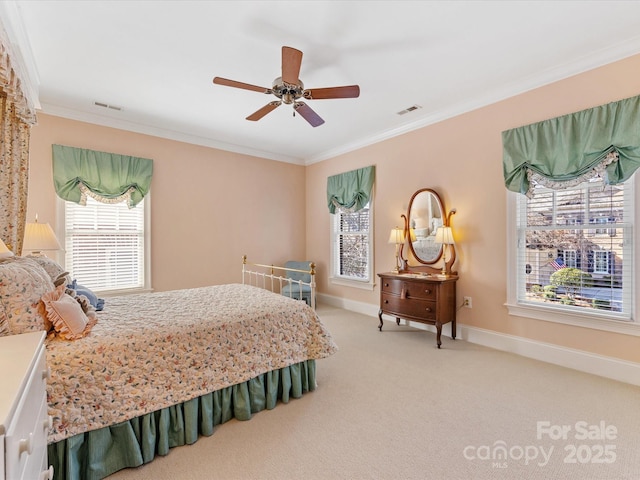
[42,285,97,340]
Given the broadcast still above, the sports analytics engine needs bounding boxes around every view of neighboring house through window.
[65,196,146,293]
[593,250,612,275]
[331,201,372,284]
[517,177,632,318]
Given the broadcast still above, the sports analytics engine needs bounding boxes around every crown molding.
[39,102,304,165]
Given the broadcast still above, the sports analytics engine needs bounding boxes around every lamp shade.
[434,226,455,245]
[23,220,62,253]
[388,227,405,244]
[0,238,14,259]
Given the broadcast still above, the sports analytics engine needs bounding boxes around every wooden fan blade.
[213,77,270,94]
[304,85,360,100]
[294,102,325,127]
[282,46,303,85]
[246,101,281,121]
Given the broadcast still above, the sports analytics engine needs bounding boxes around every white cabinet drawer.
[4,344,48,480]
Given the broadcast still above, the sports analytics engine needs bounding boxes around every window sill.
[330,277,375,291]
[99,287,154,297]
[505,302,640,337]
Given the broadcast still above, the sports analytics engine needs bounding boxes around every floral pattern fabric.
[1,37,35,253]
[46,284,338,443]
[0,256,54,335]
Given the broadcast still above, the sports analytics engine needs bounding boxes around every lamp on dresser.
[388,227,405,273]
[434,226,455,276]
[22,216,62,257]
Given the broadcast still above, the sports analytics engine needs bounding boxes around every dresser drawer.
[402,281,436,300]
[14,395,48,480]
[381,293,437,321]
[5,344,48,480]
[380,278,437,300]
[380,277,403,295]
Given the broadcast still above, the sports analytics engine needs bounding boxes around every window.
[64,195,149,293]
[330,201,374,288]
[593,251,612,275]
[562,250,578,269]
[593,216,608,235]
[510,176,634,323]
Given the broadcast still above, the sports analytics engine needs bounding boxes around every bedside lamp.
[388,227,405,273]
[0,238,14,259]
[434,226,455,275]
[23,216,62,256]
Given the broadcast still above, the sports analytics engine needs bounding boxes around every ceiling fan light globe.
[282,93,294,104]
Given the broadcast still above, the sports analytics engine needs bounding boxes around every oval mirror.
[406,188,445,264]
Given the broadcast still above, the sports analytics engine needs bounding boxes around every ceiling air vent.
[94,101,123,111]
[397,104,422,116]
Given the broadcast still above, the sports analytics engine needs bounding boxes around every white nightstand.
[0,331,53,480]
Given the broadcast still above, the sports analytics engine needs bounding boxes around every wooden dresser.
[0,331,52,480]
[378,272,458,348]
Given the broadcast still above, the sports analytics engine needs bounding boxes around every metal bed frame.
[242,255,316,309]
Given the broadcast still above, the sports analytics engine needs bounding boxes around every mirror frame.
[406,188,445,265]
[399,188,457,275]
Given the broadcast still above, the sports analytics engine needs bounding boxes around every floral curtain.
[0,40,37,254]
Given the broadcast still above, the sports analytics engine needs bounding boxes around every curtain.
[502,94,640,196]
[327,165,375,213]
[52,144,153,208]
[0,39,37,254]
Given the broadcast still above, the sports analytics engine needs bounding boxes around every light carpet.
[110,304,640,480]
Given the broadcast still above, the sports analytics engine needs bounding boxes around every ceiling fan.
[213,46,360,127]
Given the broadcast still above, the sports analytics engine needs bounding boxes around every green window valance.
[52,144,153,207]
[327,165,375,214]
[502,94,640,196]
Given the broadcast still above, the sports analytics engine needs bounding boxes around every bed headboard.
[242,255,316,309]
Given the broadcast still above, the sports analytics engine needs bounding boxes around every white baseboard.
[317,293,640,387]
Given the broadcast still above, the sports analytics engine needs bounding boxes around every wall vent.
[94,101,123,111]
[396,104,422,115]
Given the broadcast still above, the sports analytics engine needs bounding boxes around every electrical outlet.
[463,296,472,308]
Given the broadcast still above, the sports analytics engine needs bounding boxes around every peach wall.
[27,114,306,292]
[306,53,640,363]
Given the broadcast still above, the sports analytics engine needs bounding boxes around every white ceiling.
[6,1,640,164]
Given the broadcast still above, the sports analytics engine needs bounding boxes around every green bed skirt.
[49,360,316,480]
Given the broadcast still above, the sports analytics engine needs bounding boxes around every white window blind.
[65,196,145,292]
[516,177,633,319]
[331,202,372,283]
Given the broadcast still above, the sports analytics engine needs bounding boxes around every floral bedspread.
[45,284,338,443]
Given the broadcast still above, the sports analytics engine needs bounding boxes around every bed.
[0,255,337,480]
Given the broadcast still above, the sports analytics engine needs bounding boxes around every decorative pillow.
[25,255,66,283]
[414,227,428,238]
[54,272,71,287]
[41,285,97,340]
[0,256,55,336]
[68,279,105,311]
